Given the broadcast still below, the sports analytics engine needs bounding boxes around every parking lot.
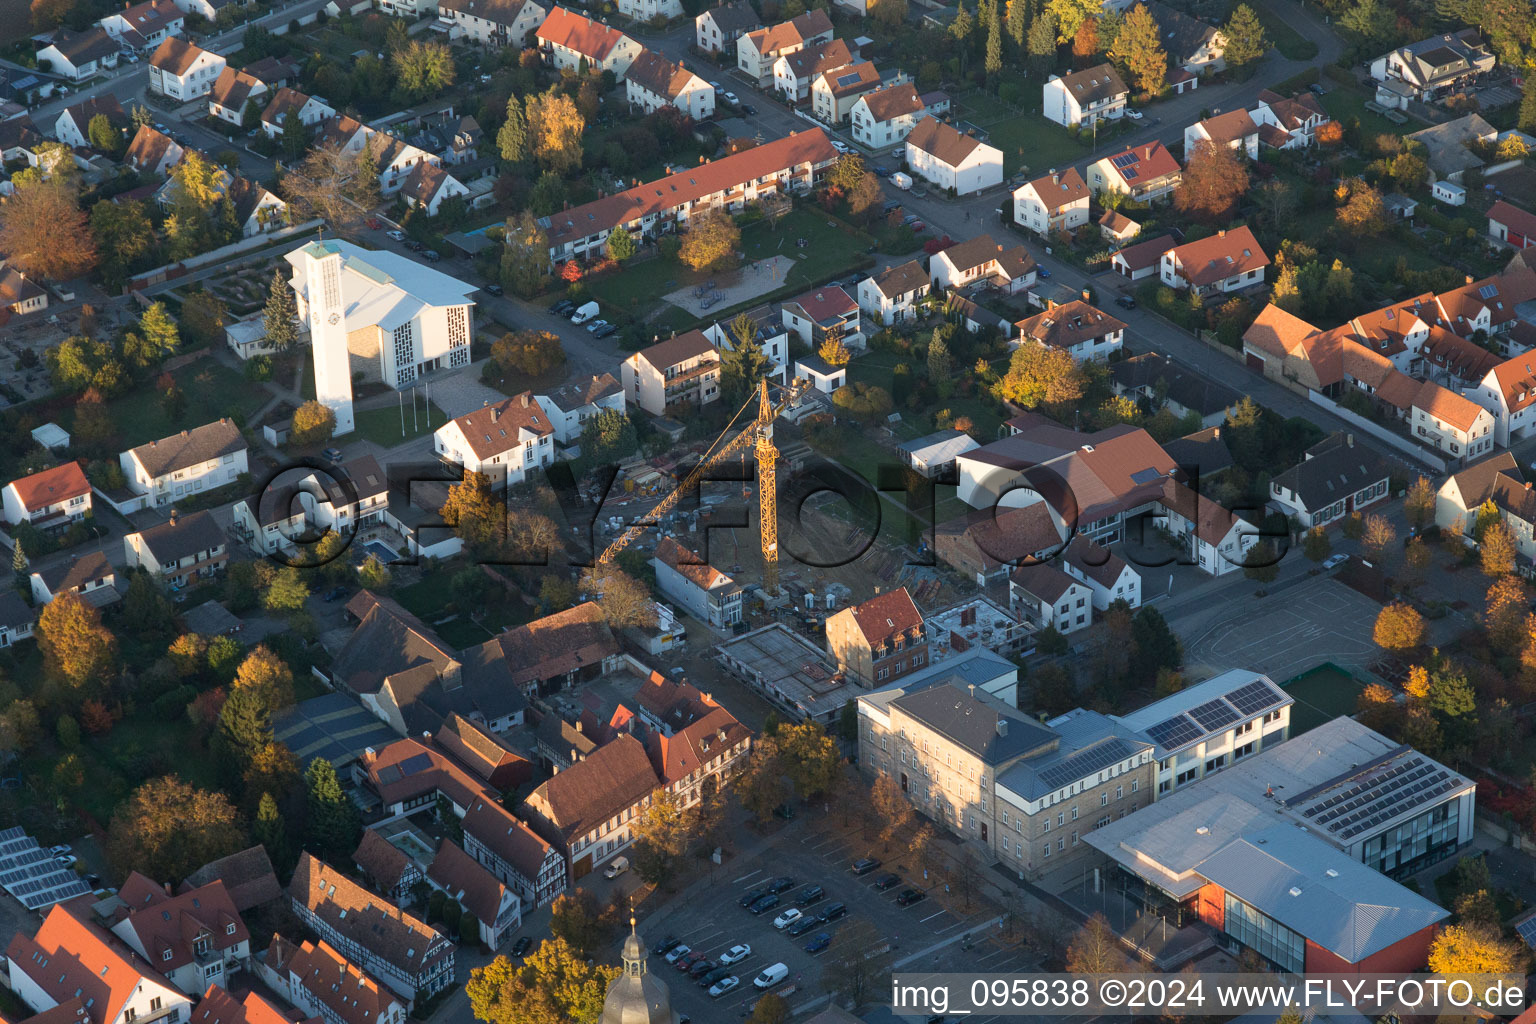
[642,825,997,1019]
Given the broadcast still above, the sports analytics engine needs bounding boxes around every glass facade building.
[1223,892,1306,974]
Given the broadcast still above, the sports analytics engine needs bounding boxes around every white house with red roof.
[1184,109,1259,160]
[617,0,681,22]
[1157,479,1260,576]
[1159,226,1269,296]
[781,285,861,349]
[736,9,833,85]
[260,89,334,139]
[652,535,742,629]
[625,49,714,121]
[109,873,250,996]
[824,587,928,685]
[905,116,1003,196]
[100,0,184,50]
[1087,141,1183,202]
[147,38,223,100]
[929,234,1036,294]
[1060,535,1140,608]
[6,903,194,1024]
[1409,380,1495,463]
[1250,89,1332,148]
[850,81,930,149]
[535,8,642,78]
[3,461,91,531]
[273,939,405,1024]
[425,841,521,949]
[1472,351,1536,446]
[621,330,721,416]
[1012,168,1090,237]
[1488,200,1536,251]
[191,985,315,1024]
[400,162,469,217]
[124,125,185,178]
[433,393,554,489]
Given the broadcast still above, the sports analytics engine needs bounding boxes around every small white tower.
[301,242,355,437]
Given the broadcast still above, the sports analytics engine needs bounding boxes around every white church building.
[285,240,477,436]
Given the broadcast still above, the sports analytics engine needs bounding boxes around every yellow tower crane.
[598,377,808,594]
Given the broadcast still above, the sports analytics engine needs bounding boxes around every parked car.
[1114,294,1136,310]
[688,958,717,978]
[739,888,769,908]
[590,323,618,339]
[652,936,682,956]
[1037,266,1052,279]
[872,165,892,178]
[873,873,901,891]
[719,944,751,965]
[741,104,757,115]
[773,908,803,930]
[797,885,825,905]
[818,902,848,922]
[55,854,77,868]
[484,283,504,296]
[366,217,382,230]
[804,933,831,954]
[748,894,780,915]
[832,140,850,154]
[551,299,577,315]
[851,858,881,875]
[422,250,441,262]
[699,966,732,988]
[569,301,600,324]
[603,856,629,879]
[1126,108,1144,120]
[909,221,924,232]
[1323,554,1349,570]
[709,976,740,997]
[511,937,533,958]
[665,945,692,964]
[407,240,426,252]
[676,951,707,972]
[787,916,820,936]
[322,585,349,602]
[723,91,739,105]
[766,876,796,894]
[753,963,789,990]
[386,229,405,241]
[896,888,926,906]
[47,845,70,857]
[322,447,344,464]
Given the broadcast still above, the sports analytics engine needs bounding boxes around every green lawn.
[1254,5,1319,60]
[352,399,446,448]
[1282,663,1366,735]
[72,360,266,449]
[1320,80,1409,138]
[954,92,1096,177]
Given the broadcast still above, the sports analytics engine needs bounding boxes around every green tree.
[1108,3,1166,93]
[605,227,637,262]
[720,321,772,403]
[263,565,310,614]
[927,330,953,381]
[1005,0,1027,47]
[1222,3,1268,67]
[1027,10,1059,74]
[443,471,505,551]
[1047,0,1099,41]
[139,301,180,362]
[985,5,1004,73]
[578,408,638,467]
[497,95,527,163]
[106,776,246,882]
[263,268,300,352]
[87,113,122,154]
[358,555,392,592]
[253,791,290,871]
[1338,0,1394,48]
[90,199,158,291]
[290,400,337,447]
[1131,605,1181,681]
[217,683,273,763]
[631,790,695,887]
[501,212,551,298]
[305,757,361,861]
[999,342,1084,408]
[1302,526,1331,563]
[949,0,973,41]
[12,538,26,587]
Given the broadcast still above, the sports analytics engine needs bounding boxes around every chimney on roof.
[1218,229,1226,237]
[1213,427,1220,438]
[1051,171,1058,183]
[1465,274,1475,285]
[364,746,376,762]
[1346,433,1354,447]
[491,405,500,422]
[521,393,529,407]
[996,718,1007,736]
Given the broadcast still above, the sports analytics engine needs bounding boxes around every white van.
[603,856,629,879]
[753,963,789,989]
[569,301,600,324]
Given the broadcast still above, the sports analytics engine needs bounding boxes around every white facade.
[1009,570,1094,634]
[148,44,225,101]
[119,423,249,508]
[1042,67,1127,127]
[1012,171,1091,236]
[617,0,682,20]
[38,34,118,81]
[432,396,555,489]
[626,63,715,121]
[534,379,627,446]
[905,127,1003,196]
[436,0,548,47]
[261,92,335,138]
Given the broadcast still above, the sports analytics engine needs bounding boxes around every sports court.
[1282,663,1368,735]
[1178,576,1381,683]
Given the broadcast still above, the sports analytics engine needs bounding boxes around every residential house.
[857,259,929,326]
[1410,380,1496,462]
[352,830,424,904]
[793,353,846,394]
[1145,0,1226,73]
[1421,323,1501,387]
[459,798,567,908]
[616,0,681,23]
[123,509,227,587]
[541,128,837,264]
[38,28,118,81]
[433,714,533,792]
[287,853,455,1004]
[260,89,334,139]
[535,8,642,78]
[278,939,405,1024]
[399,162,468,217]
[31,549,118,607]
[226,177,286,237]
[1269,432,1390,528]
[621,331,721,416]
[207,68,268,126]
[1110,234,1174,281]
[626,49,714,121]
[0,115,43,167]
[1433,265,1536,350]
[1099,209,1141,244]
[534,373,625,447]
[179,846,283,913]
[905,116,1003,196]
[736,10,834,86]
[1109,352,1241,429]
[426,841,521,949]
[652,536,743,629]
[435,0,547,46]
[190,986,311,1024]
[520,734,663,878]
[1010,562,1094,633]
[1160,226,1269,295]
[1370,29,1494,105]
[1184,108,1259,159]
[406,112,482,166]
[1488,200,1536,250]
[634,674,723,735]
[824,587,928,686]
[857,677,1155,876]
[124,125,184,177]
[929,234,1035,294]
[935,503,1064,584]
[810,61,882,125]
[1472,351,1536,446]
[232,457,389,557]
[0,590,35,648]
[54,95,127,150]
[781,286,861,349]
[100,0,184,50]
[1406,114,1497,182]
[850,82,928,149]
[1042,64,1128,127]
[1015,299,1126,362]
[3,461,90,531]
[1251,89,1332,149]
[493,601,621,699]
[1012,167,1091,237]
[1158,479,1260,576]
[695,0,758,52]
[643,703,751,809]
[1434,451,1521,536]
[695,1,759,53]
[6,903,194,1024]
[0,267,46,319]
[119,419,248,509]
[1087,141,1182,202]
[897,429,980,480]
[108,873,249,997]
[148,38,224,100]
[773,38,852,103]
[1060,535,1140,609]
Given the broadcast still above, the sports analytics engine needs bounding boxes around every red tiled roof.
[1166,226,1269,287]
[537,7,632,60]
[286,940,400,1024]
[1414,379,1488,433]
[461,797,555,882]
[627,48,701,101]
[1486,352,1536,413]
[906,116,990,167]
[1242,303,1319,358]
[655,535,729,590]
[1490,200,1536,240]
[1158,479,1244,547]
[114,873,247,972]
[544,129,837,247]
[426,840,509,931]
[148,37,209,76]
[524,733,660,842]
[787,285,856,321]
[288,854,452,979]
[190,986,313,1024]
[848,587,923,647]
[362,737,483,810]
[7,461,89,514]
[645,706,750,785]
[1110,233,1174,272]
[1099,141,1180,184]
[1195,108,1258,145]
[1016,298,1125,350]
[1420,324,1500,381]
[446,392,553,460]
[858,81,924,122]
[494,602,618,689]
[124,124,181,174]
[1022,167,1089,212]
[6,903,166,1024]
[743,9,832,57]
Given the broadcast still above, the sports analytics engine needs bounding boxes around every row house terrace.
[539,128,838,264]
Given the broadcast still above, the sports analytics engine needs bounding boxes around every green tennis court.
[1283,663,1367,735]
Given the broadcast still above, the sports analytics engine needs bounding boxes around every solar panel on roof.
[1225,679,1282,716]
[0,826,24,842]
[1479,284,1498,299]
[1188,699,1240,731]
[1129,468,1162,485]
[1516,915,1536,952]
[1038,737,1136,789]
[1145,715,1202,750]
[397,752,433,776]
[1112,152,1137,168]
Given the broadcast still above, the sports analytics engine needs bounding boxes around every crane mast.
[597,377,806,596]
